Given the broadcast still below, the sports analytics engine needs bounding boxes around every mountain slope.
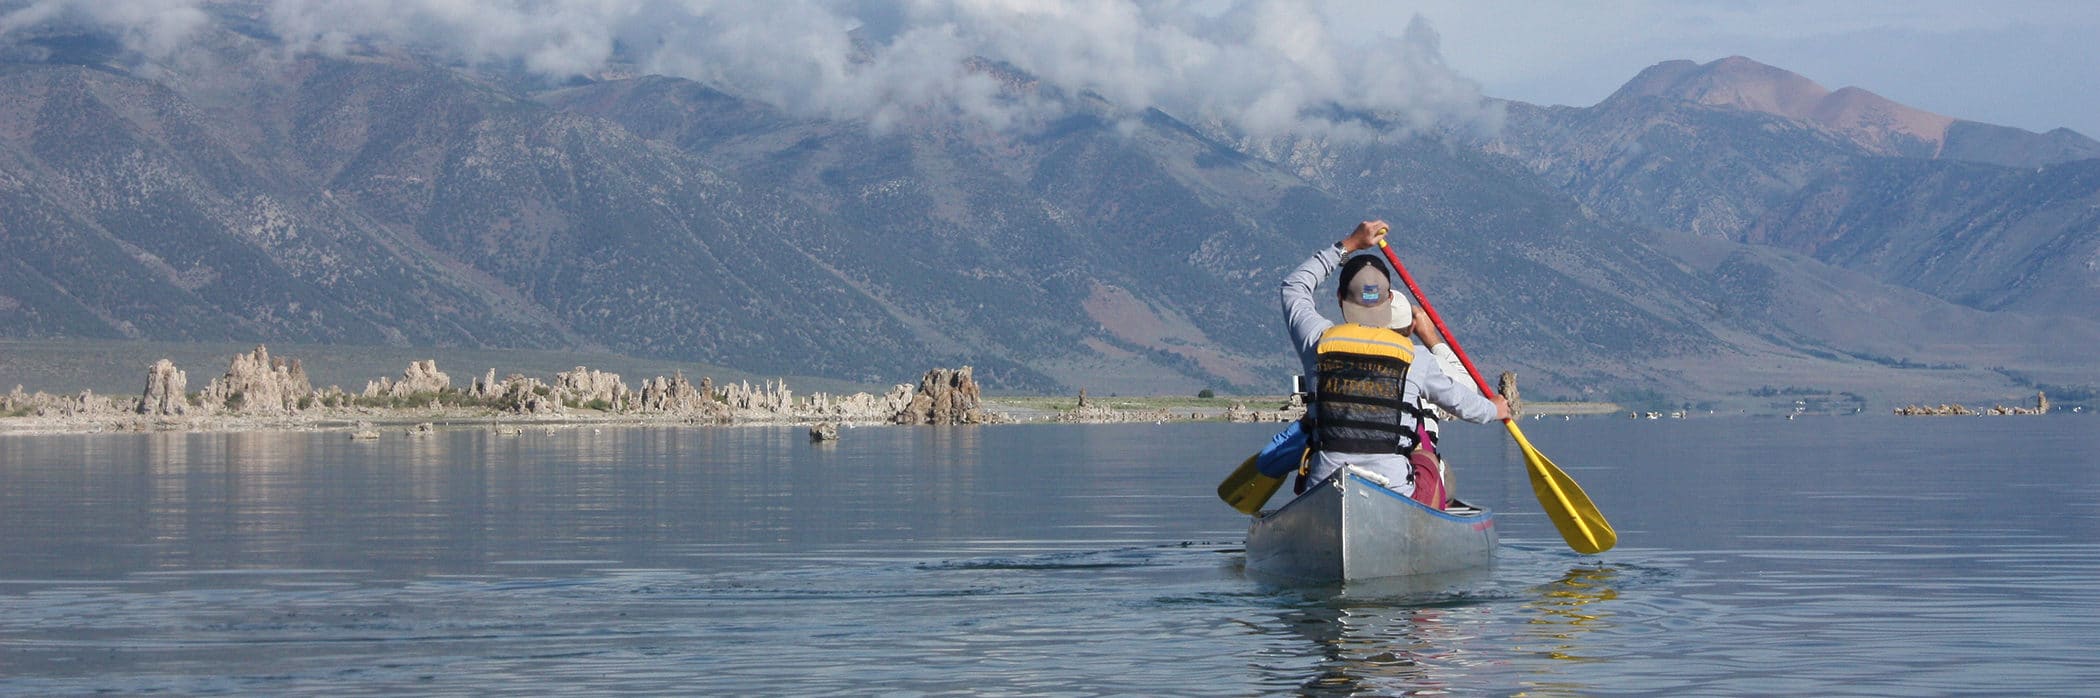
[1486,56,2100,321]
[545,76,1341,391]
[1744,157,2100,316]
[2,23,2095,406]
[0,61,573,347]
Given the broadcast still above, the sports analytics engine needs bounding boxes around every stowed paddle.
[1376,238,1617,554]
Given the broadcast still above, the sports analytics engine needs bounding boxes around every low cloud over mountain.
[3,0,1501,138]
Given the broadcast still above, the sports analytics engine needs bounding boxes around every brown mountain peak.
[1613,56,1951,155]
[1679,56,1830,118]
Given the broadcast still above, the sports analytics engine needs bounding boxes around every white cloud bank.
[0,0,1497,138]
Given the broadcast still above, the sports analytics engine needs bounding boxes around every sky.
[1324,0,2100,138]
[3,0,2096,139]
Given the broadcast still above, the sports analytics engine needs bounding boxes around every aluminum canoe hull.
[1244,467,1496,582]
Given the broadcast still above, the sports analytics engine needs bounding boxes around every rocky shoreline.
[0,345,1295,436]
[0,345,1012,436]
[1892,392,2052,416]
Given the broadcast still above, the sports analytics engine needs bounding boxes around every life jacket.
[1308,323,1424,455]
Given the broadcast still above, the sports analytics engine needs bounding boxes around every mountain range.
[1487,56,2100,320]
[2,12,2095,411]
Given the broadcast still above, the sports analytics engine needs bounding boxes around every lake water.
[3,416,2097,695]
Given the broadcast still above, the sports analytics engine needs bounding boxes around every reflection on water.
[1,418,2098,695]
[1278,568,1496,695]
[1252,560,1640,695]
[1521,565,1619,663]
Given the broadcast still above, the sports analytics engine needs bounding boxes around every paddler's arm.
[1410,303,1511,421]
[1280,243,1341,362]
[1419,358,1511,423]
[1410,305,1470,382]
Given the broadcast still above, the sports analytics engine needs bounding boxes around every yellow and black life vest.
[1309,323,1422,455]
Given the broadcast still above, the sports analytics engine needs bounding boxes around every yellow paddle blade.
[1507,421,1617,554]
[1217,453,1285,515]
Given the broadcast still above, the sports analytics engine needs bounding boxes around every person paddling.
[1280,221,1507,506]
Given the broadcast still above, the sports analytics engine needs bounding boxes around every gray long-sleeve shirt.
[1280,243,1498,487]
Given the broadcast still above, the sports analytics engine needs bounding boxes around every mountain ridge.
[1606,55,2100,166]
[2,20,2095,409]
[1487,55,2100,323]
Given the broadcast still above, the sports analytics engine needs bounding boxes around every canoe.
[1244,466,1496,582]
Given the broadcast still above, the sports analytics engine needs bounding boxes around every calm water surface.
[3,416,2098,695]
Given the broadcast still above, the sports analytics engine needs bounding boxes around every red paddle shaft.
[1375,240,1500,403]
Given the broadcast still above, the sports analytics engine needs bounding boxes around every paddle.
[1375,238,1618,554]
[1218,419,1312,514]
[1216,452,1282,515]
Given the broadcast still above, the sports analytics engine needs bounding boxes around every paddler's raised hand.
[1340,220,1389,253]
[1411,305,1443,347]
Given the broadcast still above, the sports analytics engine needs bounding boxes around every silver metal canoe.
[1245,466,1496,582]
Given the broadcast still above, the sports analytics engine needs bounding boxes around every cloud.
[257,0,1493,138]
[264,0,637,77]
[0,0,1495,138]
[900,1,1497,137]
